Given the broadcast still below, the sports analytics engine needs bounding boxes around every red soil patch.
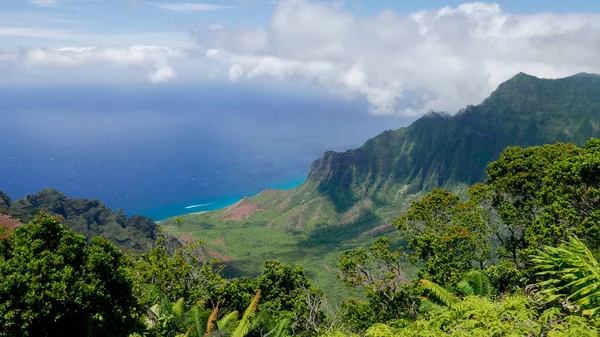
[0,214,23,232]
[209,235,225,245]
[176,233,195,244]
[206,249,233,262]
[220,197,264,221]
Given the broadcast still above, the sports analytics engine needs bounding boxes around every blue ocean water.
[0,83,411,220]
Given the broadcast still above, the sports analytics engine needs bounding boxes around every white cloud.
[4,45,184,83]
[195,1,600,115]
[149,64,176,82]
[29,0,59,7]
[0,27,80,39]
[147,3,232,12]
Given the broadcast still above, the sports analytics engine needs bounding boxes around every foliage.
[358,295,598,337]
[533,236,600,317]
[418,270,491,312]
[339,238,420,323]
[486,139,600,266]
[0,212,140,337]
[4,188,160,252]
[393,188,492,286]
[214,260,324,334]
[127,232,225,308]
[483,261,528,296]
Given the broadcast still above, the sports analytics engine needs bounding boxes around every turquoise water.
[143,176,306,221]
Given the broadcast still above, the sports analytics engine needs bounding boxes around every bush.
[0,212,140,337]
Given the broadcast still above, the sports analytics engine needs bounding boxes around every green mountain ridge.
[0,188,174,252]
[184,72,600,230]
[163,72,600,302]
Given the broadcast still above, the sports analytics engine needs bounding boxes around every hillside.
[163,72,600,301]
[0,189,171,252]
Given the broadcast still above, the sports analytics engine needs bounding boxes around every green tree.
[393,188,492,286]
[127,231,225,309]
[213,260,324,334]
[0,212,140,337]
[486,139,600,265]
[339,238,420,327]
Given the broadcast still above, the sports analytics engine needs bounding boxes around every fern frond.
[419,279,459,308]
[217,311,239,333]
[204,302,220,336]
[232,290,261,337]
[464,270,492,296]
[173,298,185,318]
[534,236,600,317]
[265,317,290,337]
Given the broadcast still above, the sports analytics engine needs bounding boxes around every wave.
[185,202,215,209]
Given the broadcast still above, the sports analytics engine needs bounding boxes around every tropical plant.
[418,270,492,312]
[533,236,600,317]
[364,295,598,337]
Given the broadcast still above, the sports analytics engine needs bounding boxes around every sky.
[2,0,600,115]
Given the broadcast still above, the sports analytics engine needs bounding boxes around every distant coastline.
[145,177,306,222]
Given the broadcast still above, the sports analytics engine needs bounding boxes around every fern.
[533,236,600,317]
[217,311,240,333]
[204,303,220,336]
[232,290,261,337]
[419,279,459,308]
[264,317,291,337]
[462,270,492,296]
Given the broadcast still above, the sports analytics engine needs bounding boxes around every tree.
[212,260,324,335]
[0,212,140,337]
[486,139,600,265]
[127,231,225,309]
[339,238,420,326]
[393,188,492,286]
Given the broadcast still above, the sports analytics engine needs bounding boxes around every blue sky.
[3,0,600,115]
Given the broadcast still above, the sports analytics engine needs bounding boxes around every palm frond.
[456,280,475,296]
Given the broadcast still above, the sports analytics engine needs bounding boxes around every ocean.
[0,82,410,220]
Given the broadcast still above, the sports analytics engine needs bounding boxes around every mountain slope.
[187,72,600,230]
[164,73,600,302]
[0,189,169,252]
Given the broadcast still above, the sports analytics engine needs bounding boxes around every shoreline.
[148,178,306,224]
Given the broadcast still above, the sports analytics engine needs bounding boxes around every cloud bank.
[1,45,183,83]
[197,1,600,115]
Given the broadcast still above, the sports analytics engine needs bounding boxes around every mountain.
[162,72,600,301]
[189,72,600,230]
[0,189,172,252]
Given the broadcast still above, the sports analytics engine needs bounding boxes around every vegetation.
[3,138,600,335]
[161,72,600,305]
[1,188,164,252]
[2,74,600,335]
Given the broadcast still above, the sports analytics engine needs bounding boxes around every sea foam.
[184,202,215,209]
